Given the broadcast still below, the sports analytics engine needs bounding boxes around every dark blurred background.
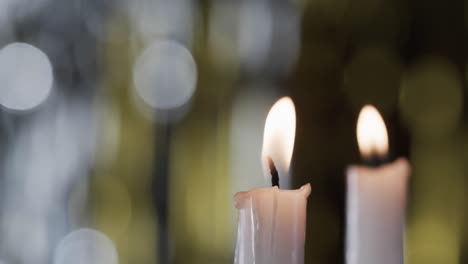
[0,0,467,263]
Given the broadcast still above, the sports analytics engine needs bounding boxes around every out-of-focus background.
[0,0,467,263]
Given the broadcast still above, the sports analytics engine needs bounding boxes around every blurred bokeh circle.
[0,42,53,111]
[343,46,402,113]
[133,39,197,111]
[209,1,300,75]
[238,0,273,72]
[128,0,196,46]
[208,0,241,73]
[400,56,463,137]
[54,228,118,264]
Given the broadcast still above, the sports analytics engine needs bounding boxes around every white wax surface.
[346,158,410,264]
[234,184,311,264]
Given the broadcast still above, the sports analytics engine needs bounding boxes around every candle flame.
[261,97,296,178]
[356,105,389,158]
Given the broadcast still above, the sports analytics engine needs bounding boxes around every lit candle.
[233,97,311,264]
[346,105,411,264]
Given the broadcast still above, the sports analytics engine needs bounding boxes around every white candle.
[233,97,311,264]
[346,105,411,264]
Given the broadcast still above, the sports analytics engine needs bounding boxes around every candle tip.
[395,157,411,175]
[300,183,312,198]
[233,191,250,209]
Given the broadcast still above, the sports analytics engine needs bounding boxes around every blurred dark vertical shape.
[291,5,348,264]
[154,121,172,264]
[0,111,16,261]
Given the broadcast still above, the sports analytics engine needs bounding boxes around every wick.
[362,153,387,167]
[267,156,280,188]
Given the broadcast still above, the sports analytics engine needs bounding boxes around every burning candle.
[233,97,311,264]
[346,105,411,264]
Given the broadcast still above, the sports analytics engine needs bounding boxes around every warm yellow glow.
[261,97,296,176]
[356,105,389,158]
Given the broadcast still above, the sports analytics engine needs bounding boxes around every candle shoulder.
[347,158,411,178]
[234,187,275,209]
[234,184,311,209]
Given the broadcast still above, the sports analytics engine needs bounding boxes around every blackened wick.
[267,156,280,188]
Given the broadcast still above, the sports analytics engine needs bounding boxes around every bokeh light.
[54,229,118,264]
[128,0,196,46]
[133,39,197,111]
[343,46,402,113]
[400,56,463,138]
[0,0,466,263]
[406,140,464,263]
[208,0,300,75]
[208,0,242,72]
[238,0,273,72]
[268,2,301,76]
[0,42,53,111]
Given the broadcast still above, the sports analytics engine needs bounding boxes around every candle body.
[346,158,410,264]
[233,184,311,264]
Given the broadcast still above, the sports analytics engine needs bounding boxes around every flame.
[261,97,296,177]
[356,105,389,158]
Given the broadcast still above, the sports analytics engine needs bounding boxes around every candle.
[346,105,411,264]
[234,97,311,264]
